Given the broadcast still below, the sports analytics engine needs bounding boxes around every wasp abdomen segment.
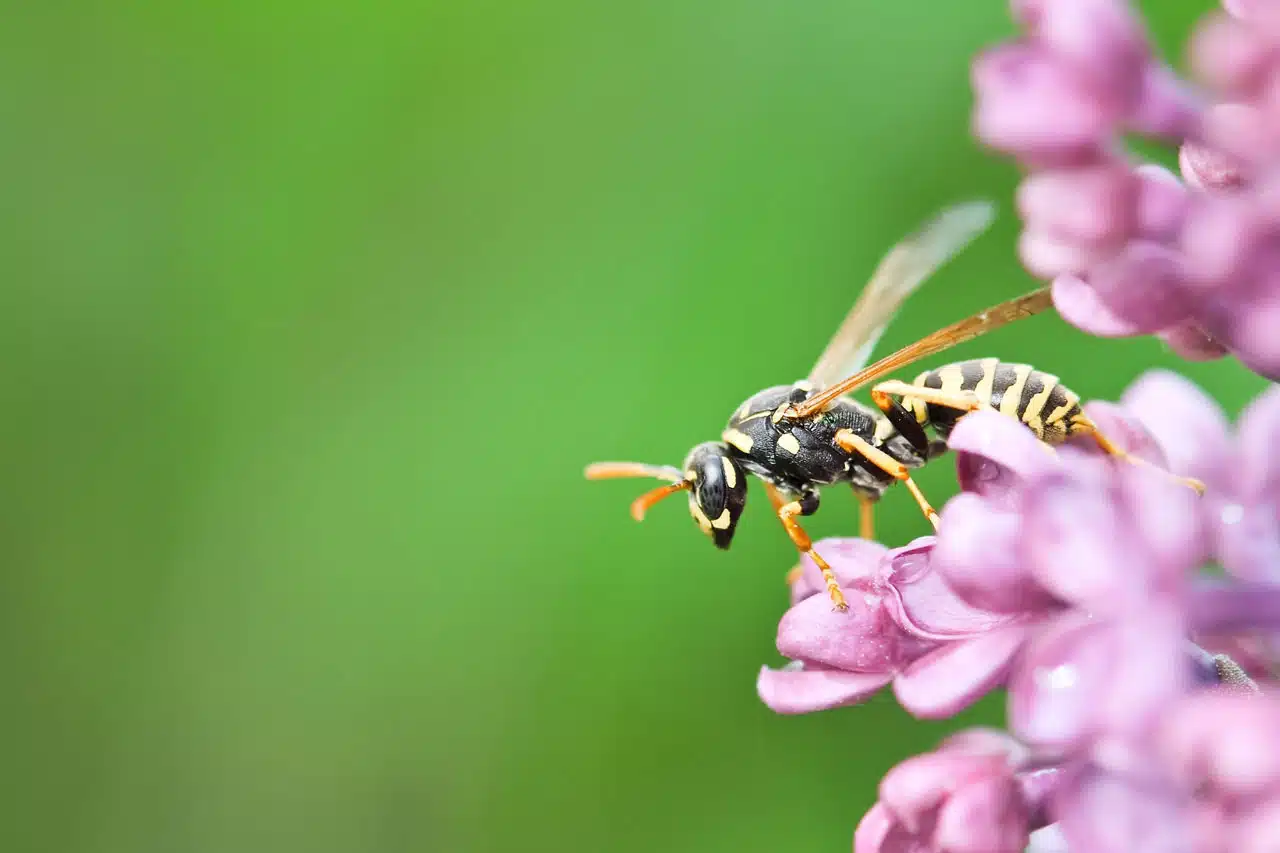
[904,359,1084,444]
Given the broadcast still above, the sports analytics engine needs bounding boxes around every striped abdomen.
[905,358,1085,445]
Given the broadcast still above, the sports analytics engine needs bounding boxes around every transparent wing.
[792,287,1053,418]
[807,199,997,388]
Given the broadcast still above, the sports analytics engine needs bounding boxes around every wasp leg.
[765,485,809,587]
[767,483,847,611]
[835,428,940,530]
[869,379,987,418]
[1068,415,1206,494]
[854,490,875,540]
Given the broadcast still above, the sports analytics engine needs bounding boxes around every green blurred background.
[2,2,1267,851]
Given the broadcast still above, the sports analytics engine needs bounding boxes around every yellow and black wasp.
[586,201,1199,610]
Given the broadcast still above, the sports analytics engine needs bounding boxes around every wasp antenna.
[584,461,684,482]
[630,480,691,522]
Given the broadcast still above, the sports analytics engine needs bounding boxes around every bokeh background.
[3,2,1269,851]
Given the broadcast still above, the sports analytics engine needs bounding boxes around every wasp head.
[681,442,748,549]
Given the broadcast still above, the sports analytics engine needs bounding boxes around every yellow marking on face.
[685,469,697,482]
[873,417,895,443]
[689,500,713,534]
[973,357,1000,404]
[1043,388,1081,426]
[770,405,789,424]
[737,401,752,419]
[1022,373,1060,434]
[1000,364,1033,417]
[720,456,737,488]
[711,508,732,529]
[778,433,801,455]
[738,410,772,422]
[722,428,754,453]
[937,364,965,396]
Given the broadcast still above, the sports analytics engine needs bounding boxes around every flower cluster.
[758,372,1280,852]
[971,0,1280,379]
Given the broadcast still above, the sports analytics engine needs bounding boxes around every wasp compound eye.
[682,442,747,549]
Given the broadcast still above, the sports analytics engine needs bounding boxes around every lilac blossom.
[756,537,1031,718]
[855,729,1060,853]
[971,0,1280,378]
[758,370,1280,852]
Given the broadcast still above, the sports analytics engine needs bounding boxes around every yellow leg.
[856,492,875,540]
[835,429,940,530]
[1070,416,1205,495]
[870,380,987,417]
[767,483,847,610]
[872,379,1057,458]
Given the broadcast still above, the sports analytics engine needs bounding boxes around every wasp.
[586,201,1201,610]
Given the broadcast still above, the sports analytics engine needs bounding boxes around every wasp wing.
[792,287,1054,418]
[806,199,996,389]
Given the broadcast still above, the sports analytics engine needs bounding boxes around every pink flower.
[973,0,1280,379]
[1119,370,1280,584]
[757,538,1029,718]
[854,729,1060,853]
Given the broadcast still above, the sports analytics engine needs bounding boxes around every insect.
[585,201,1201,611]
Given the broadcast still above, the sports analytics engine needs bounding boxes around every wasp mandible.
[586,201,1201,610]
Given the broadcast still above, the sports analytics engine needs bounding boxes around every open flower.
[757,537,1031,718]
[1119,370,1280,584]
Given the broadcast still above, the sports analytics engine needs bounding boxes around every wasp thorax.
[681,441,748,550]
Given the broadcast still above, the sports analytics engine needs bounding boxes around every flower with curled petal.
[855,729,1062,853]
[757,536,1032,718]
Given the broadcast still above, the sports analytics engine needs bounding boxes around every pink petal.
[756,665,894,715]
[1134,163,1189,241]
[1227,288,1280,382]
[1018,228,1109,279]
[1094,608,1188,740]
[939,728,1028,760]
[1119,369,1231,479]
[1129,63,1202,140]
[1016,164,1137,247]
[1156,322,1230,361]
[880,751,1007,828]
[1079,399,1168,466]
[1034,0,1149,110]
[1117,463,1207,584]
[1159,692,1280,796]
[932,494,1055,614]
[1008,617,1109,749]
[883,542,1026,639]
[935,775,1031,853]
[854,803,924,853]
[1051,272,1143,337]
[1180,140,1248,192]
[1190,11,1275,95]
[790,538,890,604]
[972,43,1118,163]
[776,587,924,672]
[1088,240,1193,333]
[1234,797,1280,853]
[1021,472,1129,604]
[1056,768,1193,853]
[1180,191,1269,290]
[1238,385,1280,499]
[894,627,1030,719]
[949,410,1062,505]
